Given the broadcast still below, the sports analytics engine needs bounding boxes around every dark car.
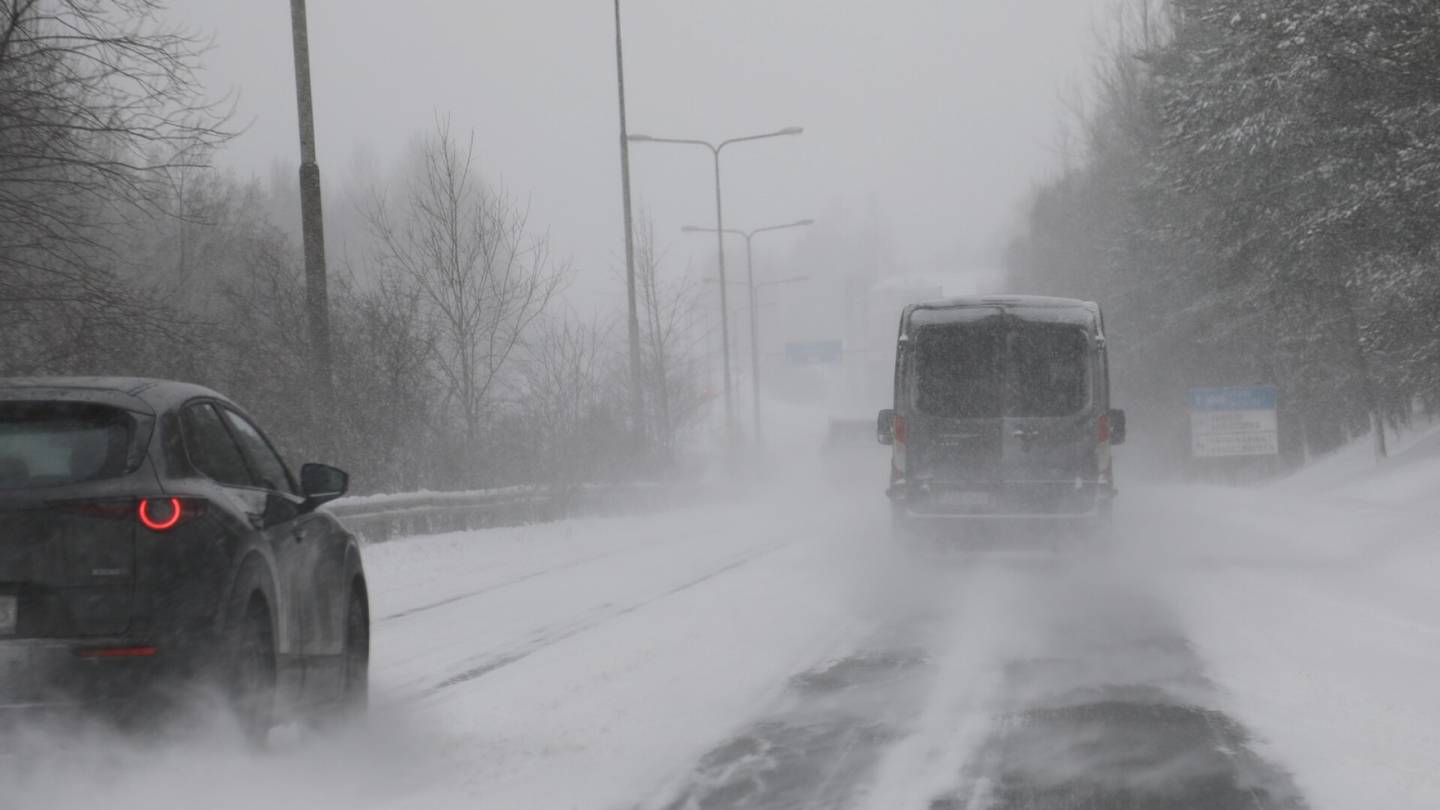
[0,377,368,739]
[877,296,1125,535]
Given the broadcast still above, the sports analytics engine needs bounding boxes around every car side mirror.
[300,462,349,509]
[1107,409,1127,446]
[877,409,895,446]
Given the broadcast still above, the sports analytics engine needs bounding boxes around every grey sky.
[179,0,1110,298]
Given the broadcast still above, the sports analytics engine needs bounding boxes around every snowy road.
[7,431,1440,810]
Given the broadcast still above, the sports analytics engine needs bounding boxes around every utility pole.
[744,236,759,441]
[710,149,733,438]
[288,0,333,418]
[613,0,646,458]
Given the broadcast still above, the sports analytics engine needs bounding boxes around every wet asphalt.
[652,556,1307,810]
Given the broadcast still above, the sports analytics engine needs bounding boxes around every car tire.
[227,595,276,746]
[339,582,369,717]
[310,580,370,732]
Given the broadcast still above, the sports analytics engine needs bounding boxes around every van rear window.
[0,403,136,490]
[915,324,1004,418]
[1007,325,1091,417]
[914,322,1090,418]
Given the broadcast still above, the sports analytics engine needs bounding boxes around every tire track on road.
[376,522,736,624]
[427,541,791,694]
[929,581,1307,810]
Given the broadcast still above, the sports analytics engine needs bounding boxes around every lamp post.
[611,0,645,459]
[628,127,803,444]
[288,0,333,441]
[689,220,815,444]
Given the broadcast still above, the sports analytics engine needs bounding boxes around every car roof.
[0,376,233,415]
[905,295,1100,329]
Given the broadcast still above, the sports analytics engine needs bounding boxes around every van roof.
[905,295,1100,328]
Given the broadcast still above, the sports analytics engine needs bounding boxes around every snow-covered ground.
[1120,423,1440,810]
[6,419,1440,809]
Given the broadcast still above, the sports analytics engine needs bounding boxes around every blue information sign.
[1188,386,1280,458]
[1189,386,1279,412]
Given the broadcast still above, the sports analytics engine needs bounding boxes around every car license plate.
[939,491,992,509]
[0,596,14,635]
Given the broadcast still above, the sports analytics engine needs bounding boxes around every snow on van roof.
[906,295,1099,327]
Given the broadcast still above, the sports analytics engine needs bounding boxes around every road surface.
[6,435,1440,810]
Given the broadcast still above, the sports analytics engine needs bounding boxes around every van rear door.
[906,315,1006,505]
[999,321,1099,513]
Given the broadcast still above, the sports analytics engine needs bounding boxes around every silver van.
[877,296,1124,532]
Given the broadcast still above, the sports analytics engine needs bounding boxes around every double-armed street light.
[628,128,804,444]
[684,220,815,444]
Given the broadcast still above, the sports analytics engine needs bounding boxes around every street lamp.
[686,220,815,444]
[287,0,333,449]
[611,0,645,459]
[628,127,804,444]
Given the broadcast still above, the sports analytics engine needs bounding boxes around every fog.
[178,0,1111,296]
[7,2,1440,808]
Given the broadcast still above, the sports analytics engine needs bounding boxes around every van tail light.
[137,497,207,532]
[893,414,908,446]
[1098,412,1110,444]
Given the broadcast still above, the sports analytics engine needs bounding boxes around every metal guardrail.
[324,482,677,544]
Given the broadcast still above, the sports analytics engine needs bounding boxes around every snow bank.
[1119,425,1440,810]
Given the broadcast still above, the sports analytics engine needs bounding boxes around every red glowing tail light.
[1098,412,1111,444]
[54,497,205,531]
[893,414,908,446]
[77,646,158,659]
[136,497,206,532]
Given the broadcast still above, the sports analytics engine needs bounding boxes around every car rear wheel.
[311,581,369,732]
[340,583,369,716]
[227,596,276,746]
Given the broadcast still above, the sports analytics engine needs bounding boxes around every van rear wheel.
[893,504,951,559]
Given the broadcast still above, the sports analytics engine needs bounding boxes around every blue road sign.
[1189,386,1280,458]
[1189,386,1278,412]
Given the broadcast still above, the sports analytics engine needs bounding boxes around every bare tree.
[633,214,707,459]
[0,0,228,261]
[0,0,230,372]
[366,118,568,469]
[520,314,618,496]
[329,272,441,491]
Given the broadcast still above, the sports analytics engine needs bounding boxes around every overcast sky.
[177,0,1112,300]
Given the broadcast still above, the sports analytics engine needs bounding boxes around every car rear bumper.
[0,636,210,712]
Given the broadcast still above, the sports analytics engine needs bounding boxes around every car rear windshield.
[0,402,138,490]
[914,321,1091,418]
